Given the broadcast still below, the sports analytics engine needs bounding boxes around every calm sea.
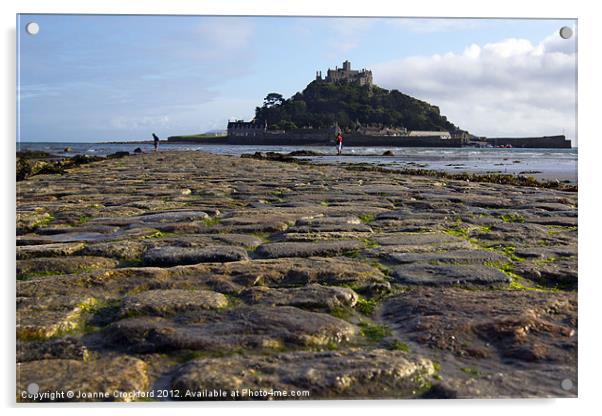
[18,142,578,184]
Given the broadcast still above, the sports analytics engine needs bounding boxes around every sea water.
[18,142,578,184]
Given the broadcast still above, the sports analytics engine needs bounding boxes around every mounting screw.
[559,26,573,40]
[25,22,39,35]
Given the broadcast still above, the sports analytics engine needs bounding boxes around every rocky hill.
[254,79,465,134]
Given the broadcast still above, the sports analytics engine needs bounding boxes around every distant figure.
[152,133,159,151]
[336,133,343,155]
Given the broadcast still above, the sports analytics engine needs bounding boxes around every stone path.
[16,151,577,400]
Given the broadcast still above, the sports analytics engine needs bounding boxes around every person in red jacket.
[336,133,343,155]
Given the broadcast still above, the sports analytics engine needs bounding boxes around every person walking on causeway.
[336,133,343,155]
[152,133,160,152]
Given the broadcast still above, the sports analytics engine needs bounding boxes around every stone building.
[407,130,452,139]
[357,125,408,136]
[227,120,267,137]
[316,60,373,87]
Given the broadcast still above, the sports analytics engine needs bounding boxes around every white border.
[3,1,600,415]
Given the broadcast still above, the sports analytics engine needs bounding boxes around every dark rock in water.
[264,152,292,161]
[171,350,434,400]
[62,154,105,172]
[241,152,296,162]
[133,147,142,153]
[16,158,62,181]
[17,356,149,402]
[104,305,357,353]
[17,337,88,362]
[288,150,320,156]
[69,154,104,164]
[142,245,249,266]
[17,150,53,159]
[241,151,265,159]
[382,150,394,156]
[17,153,104,181]
[107,151,129,159]
[391,264,510,286]
[63,147,72,152]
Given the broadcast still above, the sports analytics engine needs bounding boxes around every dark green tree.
[263,93,284,108]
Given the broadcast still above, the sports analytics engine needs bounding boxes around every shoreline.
[17,149,578,191]
[17,143,577,185]
[100,139,577,150]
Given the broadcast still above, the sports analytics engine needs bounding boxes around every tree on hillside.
[263,93,284,108]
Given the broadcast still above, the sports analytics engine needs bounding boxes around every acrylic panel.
[16,14,577,402]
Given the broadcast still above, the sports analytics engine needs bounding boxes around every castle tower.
[321,60,372,86]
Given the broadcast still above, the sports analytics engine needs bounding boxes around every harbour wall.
[167,134,572,149]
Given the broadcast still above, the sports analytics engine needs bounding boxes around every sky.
[17,15,577,144]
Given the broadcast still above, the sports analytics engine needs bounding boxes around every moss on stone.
[202,217,221,226]
[388,340,410,353]
[358,322,390,342]
[17,269,62,281]
[343,248,361,258]
[358,213,376,224]
[355,297,377,315]
[500,213,525,223]
[138,230,165,240]
[329,306,353,320]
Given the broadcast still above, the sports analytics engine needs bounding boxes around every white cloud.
[372,30,577,144]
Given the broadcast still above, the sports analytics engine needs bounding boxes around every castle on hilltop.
[316,60,373,87]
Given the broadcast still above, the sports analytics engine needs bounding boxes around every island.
[168,61,572,149]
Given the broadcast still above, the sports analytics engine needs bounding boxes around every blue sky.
[17,15,577,143]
